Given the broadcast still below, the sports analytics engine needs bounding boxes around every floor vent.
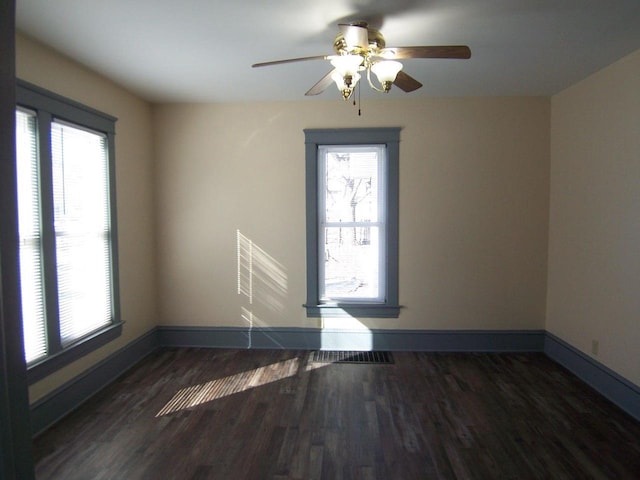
[310,351,394,365]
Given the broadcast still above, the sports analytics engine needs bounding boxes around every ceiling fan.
[252,21,471,100]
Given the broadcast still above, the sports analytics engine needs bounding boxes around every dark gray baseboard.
[544,332,640,421]
[30,326,639,437]
[157,325,546,352]
[30,328,160,437]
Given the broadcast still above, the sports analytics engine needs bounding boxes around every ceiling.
[16,0,640,103]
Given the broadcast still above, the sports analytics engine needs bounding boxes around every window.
[304,128,400,318]
[15,80,121,383]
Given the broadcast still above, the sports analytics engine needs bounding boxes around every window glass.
[51,121,112,345]
[15,109,47,363]
[319,145,385,302]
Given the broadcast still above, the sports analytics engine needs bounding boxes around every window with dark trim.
[304,128,400,318]
[15,80,122,383]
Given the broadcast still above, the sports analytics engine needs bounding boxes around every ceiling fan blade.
[252,55,329,68]
[380,45,471,60]
[393,71,423,92]
[305,69,336,96]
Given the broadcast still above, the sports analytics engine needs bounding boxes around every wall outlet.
[591,339,599,356]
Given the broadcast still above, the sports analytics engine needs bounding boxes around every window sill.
[27,321,123,385]
[303,304,400,318]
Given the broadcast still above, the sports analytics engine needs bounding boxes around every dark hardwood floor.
[32,348,640,479]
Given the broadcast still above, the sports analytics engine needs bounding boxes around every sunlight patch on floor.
[156,357,301,416]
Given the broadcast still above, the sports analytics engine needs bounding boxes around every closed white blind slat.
[15,110,48,363]
[51,121,112,346]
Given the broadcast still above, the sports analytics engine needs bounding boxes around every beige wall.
[16,34,158,403]
[548,49,640,385]
[154,97,550,333]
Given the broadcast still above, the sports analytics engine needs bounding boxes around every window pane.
[325,149,379,223]
[15,109,48,363]
[322,226,380,300]
[319,145,385,302]
[51,121,112,345]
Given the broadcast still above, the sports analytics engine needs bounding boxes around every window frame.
[16,80,122,384]
[304,128,400,318]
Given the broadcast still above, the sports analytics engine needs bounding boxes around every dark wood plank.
[33,349,640,479]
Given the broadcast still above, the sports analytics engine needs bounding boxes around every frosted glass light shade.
[330,55,363,77]
[332,71,361,99]
[332,71,361,89]
[371,60,403,83]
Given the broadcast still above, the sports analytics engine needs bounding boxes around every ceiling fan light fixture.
[332,71,360,100]
[330,55,363,79]
[371,60,403,92]
[252,21,470,103]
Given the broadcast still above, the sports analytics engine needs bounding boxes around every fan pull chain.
[357,76,362,116]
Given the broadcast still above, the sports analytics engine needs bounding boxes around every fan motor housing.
[333,24,386,55]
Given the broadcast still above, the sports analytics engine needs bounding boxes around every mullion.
[36,110,62,355]
[105,130,120,326]
[323,221,382,228]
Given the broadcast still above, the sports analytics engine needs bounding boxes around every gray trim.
[303,304,401,318]
[106,128,121,327]
[304,137,319,308]
[376,329,546,352]
[30,328,159,437]
[385,135,400,308]
[304,128,401,145]
[0,1,36,476]
[304,128,401,318]
[544,333,640,421]
[27,322,124,384]
[37,110,63,354]
[158,326,251,348]
[16,80,117,133]
[157,326,546,352]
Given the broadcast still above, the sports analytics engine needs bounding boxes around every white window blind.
[318,145,386,303]
[51,121,112,345]
[15,109,48,363]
